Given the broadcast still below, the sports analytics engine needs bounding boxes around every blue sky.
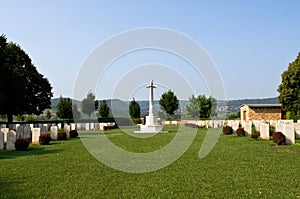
[1,0,299,100]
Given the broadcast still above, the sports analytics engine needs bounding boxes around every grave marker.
[283,124,295,145]
[0,131,4,150]
[50,126,58,140]
[31,128,41,144]
[1,128,9,142]
[260,123,269,140]
[6,130,16,150]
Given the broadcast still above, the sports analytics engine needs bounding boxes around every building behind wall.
[240,104,285,121]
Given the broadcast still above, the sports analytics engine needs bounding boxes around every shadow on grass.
[0,146,62,160]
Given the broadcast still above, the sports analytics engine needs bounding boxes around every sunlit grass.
[0,126,300,198]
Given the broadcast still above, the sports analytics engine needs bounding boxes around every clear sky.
[1,0,299,101]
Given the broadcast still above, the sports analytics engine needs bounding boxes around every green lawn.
[0,126,300,198]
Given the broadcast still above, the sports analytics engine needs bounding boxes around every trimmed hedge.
[272,132,286,145]
[57,132,67,140]
[222,126,233,135]
[236,128,246,137]
[15,138,30,151]
[251,132,260,140]
[69,130,78,138]
[39,134,51,145]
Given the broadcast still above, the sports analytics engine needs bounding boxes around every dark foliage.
[15,138,30,151]
[222,125,233,135]
[272,132,286,145]
[251,132,260,140]
[57,132,67,140]
[69,130,78,138]
[236,127,246,137]
[39,134,51,145]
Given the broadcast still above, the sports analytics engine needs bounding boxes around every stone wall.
[241,105,282,121]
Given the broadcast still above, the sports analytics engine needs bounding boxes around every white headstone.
[58,123,62,129]
[90,123,95,130]
[0,131,4,150]
[6,130,16,150]
[232,121,239,132]
[24,126,31,139]
[64,124,70,138]
[1,128,9,143]
[244,121,252,136]
[85,123,90,131]
[16,126,24,138]
[31,128,41,144]
[71,123,76,130]
[276,122,284,133]
[283,120,293,124]
[260,123,269,140]
[294,123,300,139]
[283,124,295,145]
[40,126,47,135]
[29,124,34,129]
[50,126,58,140]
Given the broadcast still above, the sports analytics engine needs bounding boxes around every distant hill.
[51,97,279,114]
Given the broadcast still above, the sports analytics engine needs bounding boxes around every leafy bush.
[69,130,78,138]
[132,118,142,125]
[236,128,245,137]
[269,125,275,136]
[39,134,51,145]
[185,123,199,128]
[272,132,286,145]
[15,138,30,151]
[251,123,256,134]
[251,132,260,140]
[222,126,233,135]
[57,132,67,140]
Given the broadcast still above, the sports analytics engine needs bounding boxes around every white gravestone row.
[71,123,76,131]
[24,126,31,139]
[276,122,284,133]
[85,123,90,131]
[260,123,269,140]
[16,126,24,138]
[232,121,239,132]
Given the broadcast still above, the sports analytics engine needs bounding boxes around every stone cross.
[146,80,157,117]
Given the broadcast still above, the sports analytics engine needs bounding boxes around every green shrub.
[272,132,286,145]
[132,118,142,125]
[251,123,256,134]
[39,134,51,145]
[57,132,67,140]
[236,128,245,137]
[222,126,233,135]
[69,130,78,138]
[15,138,30,151]
[269,125,275,136]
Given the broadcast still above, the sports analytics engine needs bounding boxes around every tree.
[72,103,81,120]
[197,95,217,119]
[81,92,99,119]
[159,90,179,116]
[46,110,52,120]
[278,52,300,113]
[56,96,73,119]
[186,94,200,118]
[99,100,110,117]
[129,98,141,118]
[0,34,53,123]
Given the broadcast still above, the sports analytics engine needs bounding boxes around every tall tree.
[56,96,73,119]
[129,98,141,118]
[159,90,179,115]
[99,100,110,117]
[0,34,52,123]
[72,103,81,120]
[278,52,300,113]
[186,94,200,118]
[81,92,99,119]
[197,95,217,119]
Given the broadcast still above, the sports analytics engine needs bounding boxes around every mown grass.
[0,126,300,198]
